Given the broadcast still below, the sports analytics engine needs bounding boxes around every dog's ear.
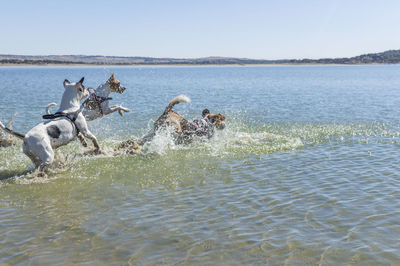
[63,79,70,87]
[78,77,85,84]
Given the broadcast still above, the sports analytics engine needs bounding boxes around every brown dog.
[118,95,226,153]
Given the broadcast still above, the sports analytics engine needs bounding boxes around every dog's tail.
[0,120,25,140]
[163,95,191,114]
[45,102,57,115]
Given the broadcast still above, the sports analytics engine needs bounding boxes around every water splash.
[0,112,20,148]
[1,119,399,183]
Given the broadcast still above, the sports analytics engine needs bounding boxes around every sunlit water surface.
[0,65,400,264]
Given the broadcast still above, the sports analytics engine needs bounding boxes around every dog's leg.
[38,162,50,175]
[80,129,100,152]
[75,114,101,153]
[117,106,130,116]
[104,105,131,116]
[168,116,183,133]
[23,142,40,167]
[29,142,54,175]
[77,132,88,147]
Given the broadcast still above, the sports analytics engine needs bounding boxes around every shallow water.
[0,65,399,264]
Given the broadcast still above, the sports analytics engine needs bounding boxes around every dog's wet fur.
[117,95,226,153]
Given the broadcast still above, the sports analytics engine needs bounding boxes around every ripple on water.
[1,119,400,264]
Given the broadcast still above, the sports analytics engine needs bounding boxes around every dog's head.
[207,112,226,130]
[63,77,89,100]
[107,73,126,94]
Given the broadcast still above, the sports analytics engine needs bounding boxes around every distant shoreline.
[1,49,400,66]
[0,62,395,67]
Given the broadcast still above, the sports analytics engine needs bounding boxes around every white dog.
[46,73,130,121]
[0,77,100,172]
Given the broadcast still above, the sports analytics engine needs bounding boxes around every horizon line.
[1,48,399,61]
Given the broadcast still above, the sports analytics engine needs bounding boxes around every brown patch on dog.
[108,73,125,93]
[207,113,226,129]
[162,112,185,132]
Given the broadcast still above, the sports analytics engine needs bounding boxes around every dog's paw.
[79,139,88,147]
[37,172,46,178]
[93,148,103,155]
[118,107,131,116]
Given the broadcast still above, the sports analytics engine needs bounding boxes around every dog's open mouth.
[116,85,126,94]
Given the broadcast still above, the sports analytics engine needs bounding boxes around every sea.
[0,65,399,264]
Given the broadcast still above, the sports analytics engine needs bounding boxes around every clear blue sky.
[1,0,399,59]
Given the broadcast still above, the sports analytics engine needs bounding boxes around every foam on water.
[141,127,182,155]
[1,115,400,186]
[0,112,19,148]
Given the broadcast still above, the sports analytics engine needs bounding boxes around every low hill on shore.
[1,49,400,65]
